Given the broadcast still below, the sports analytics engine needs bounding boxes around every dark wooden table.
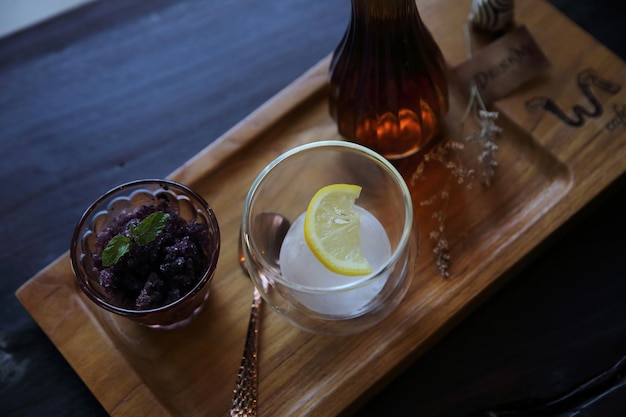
[1,1,625,416]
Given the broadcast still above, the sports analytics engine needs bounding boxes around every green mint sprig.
[102,211,170,267]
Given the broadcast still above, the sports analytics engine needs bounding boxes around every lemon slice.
[303,184,372,276]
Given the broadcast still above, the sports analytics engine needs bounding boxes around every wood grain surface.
[3,0,626,416]
[14,0,626,416]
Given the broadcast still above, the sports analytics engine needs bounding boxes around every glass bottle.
[329,0,449,160]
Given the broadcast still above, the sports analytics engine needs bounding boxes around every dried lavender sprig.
[466,108,501,185]
[409,22,502,278]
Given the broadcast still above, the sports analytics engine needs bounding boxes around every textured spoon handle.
[230,287,262,417]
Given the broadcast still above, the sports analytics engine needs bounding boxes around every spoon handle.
[230,287,262,417]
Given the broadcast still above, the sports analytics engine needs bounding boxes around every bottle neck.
[351,0,418,21]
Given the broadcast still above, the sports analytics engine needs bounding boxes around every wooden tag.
[453,25,551,104]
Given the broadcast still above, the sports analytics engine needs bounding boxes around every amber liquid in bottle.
[329,0,449,159]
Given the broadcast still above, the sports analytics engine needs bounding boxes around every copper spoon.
[230,212,290,416]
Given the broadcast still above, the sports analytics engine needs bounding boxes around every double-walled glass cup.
[241,141,417,335]
[70,179,220,330]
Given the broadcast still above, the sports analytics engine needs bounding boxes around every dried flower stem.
[411,22,502,277]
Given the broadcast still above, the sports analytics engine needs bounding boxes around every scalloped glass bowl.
[70,179,220,330]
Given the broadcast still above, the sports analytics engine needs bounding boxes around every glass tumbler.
[70,179,220,330]
[241,141,417,335]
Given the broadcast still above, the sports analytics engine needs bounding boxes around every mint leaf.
[102,235,132,267]
[131,211,170,245]
[101,211,170,267]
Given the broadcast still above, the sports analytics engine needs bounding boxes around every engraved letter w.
[525,69,621,127]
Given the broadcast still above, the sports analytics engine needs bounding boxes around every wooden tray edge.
[13,53,332,417]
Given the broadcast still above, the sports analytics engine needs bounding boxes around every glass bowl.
[70,179,220,329]
[241,141,417,335]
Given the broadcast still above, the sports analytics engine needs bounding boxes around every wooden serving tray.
[16,0,626,416]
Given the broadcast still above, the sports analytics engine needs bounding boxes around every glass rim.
[70,178,220,316]
[241,140,414,293]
